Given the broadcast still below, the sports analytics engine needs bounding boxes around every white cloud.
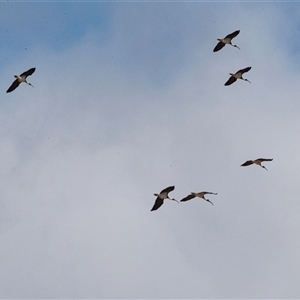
[1,2,300,298]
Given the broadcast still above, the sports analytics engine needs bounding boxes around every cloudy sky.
[1,1,300,298]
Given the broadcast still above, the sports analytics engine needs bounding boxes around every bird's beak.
[172,198,179,204]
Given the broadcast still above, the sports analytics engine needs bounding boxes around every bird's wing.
[225,30,240,39]
[257,158,273,162]
[6,79,20,93]
[180,194,195,202]
[203,192,218,195]
[151,197,164,211]
[160,186,175,194]
[224,76,237,86]
[20,68,36,77]
[237,67,251,74]
[213,42,225,52]
[241,160,253,166]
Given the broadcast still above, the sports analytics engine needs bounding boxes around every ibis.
[241,158,273,171]
[225,67,251,86]
[151,186,178,211]
[180,191,217,206]
[213,30,240,52]
[6,68,36,93]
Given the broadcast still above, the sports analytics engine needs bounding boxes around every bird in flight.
[224,67,251,86]
[213,30,240,52]
[241,158,273,171]
[6,68,36,93]
[180,191,217,206]
[151,186,178,211]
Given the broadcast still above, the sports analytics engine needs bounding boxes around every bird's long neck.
[207,199,214,205]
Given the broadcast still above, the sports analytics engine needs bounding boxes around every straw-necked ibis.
[151,186,178,211]
[6,68,36,93]
[225,67,251,86]
[180,192,217,206]
[241,158,273,171]
[213,30,240,52]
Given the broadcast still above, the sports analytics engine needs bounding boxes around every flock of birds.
[151,30,273,212]
[4,30,273,212]
[151,187,218,211]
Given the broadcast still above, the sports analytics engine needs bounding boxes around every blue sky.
[1,1,300,298]
[0,3,112,53]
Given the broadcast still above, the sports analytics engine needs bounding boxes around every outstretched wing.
[257,158,273,162]
[237,67,251,74]
[6,79,20,93]
[241,160,254,166]
[20,68,36,77]
[213,41,225,52]
[180,194,195,202]
[225,30,240,40]
[160,185,175,194]
[225,76,237,86]
[203,192,218,195]
[151,197,164,211]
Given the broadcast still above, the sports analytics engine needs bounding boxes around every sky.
[1,1,300,299]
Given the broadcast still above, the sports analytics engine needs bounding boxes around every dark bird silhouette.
[151,186,178,211]
[213,30,240,52]
[180,191,217,206]
[6,68,36,93]
[225,67,251,86]
[241,158,273,171]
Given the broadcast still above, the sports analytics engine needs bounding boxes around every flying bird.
[6,68,36,93]
[224,67,251,86]
[151,186,178,211]
[241,158,273,171]
[180,192,217,206]
[213,30,240,52]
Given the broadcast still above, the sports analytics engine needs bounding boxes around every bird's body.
[225,67,251,86]
[213,30,240,52]
[151,186,178,211]
[180,191,217,206]
[241,158,273,171]
[6,68,36,93]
